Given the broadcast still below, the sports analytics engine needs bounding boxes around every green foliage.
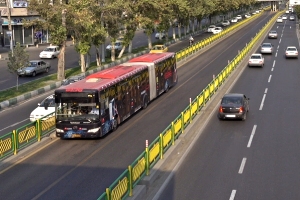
[294,5,300,19]
[7,43,30,74]
[75,41,91,55]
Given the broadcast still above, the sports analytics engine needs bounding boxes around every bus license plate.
[72,134,81,138]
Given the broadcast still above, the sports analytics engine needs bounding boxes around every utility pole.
[6,0,13,54]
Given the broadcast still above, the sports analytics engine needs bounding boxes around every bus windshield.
[55,93,101,121]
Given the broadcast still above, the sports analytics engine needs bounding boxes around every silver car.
[248,53,264,67]
[17,60,51,77]
[268,30,278,39]
[260,43,273,54]
[285,46,298,58]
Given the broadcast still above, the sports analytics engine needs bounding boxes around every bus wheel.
[143,101,148,109]
[164,81,169,93]
[112,119,118,131]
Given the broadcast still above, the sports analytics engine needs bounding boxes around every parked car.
[39,45,60,59]
[236,15,242,20]
[17,60,51,77]
[106,41,123,51]
[30,94,55,122]
[276,17,283,23]
[150,45,168,53]
[286,10,290,14]
[155,32,165,39]
[245,13,251,18]
[260,43,273,54]
[211,27,223,34]
[221,20,230,26]
[289,15,295,21]
[231,18,238,23]
[285,46,298,58]
[268,30,278,39]
[218,93,250,121]
[207,25,216,32]
[61,75,85,86]
[248,53,264,67]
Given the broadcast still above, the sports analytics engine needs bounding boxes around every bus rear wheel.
[112,119,118,131]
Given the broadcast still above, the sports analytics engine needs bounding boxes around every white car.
[106,41,123,51]
[245,13,251,18]
[39,46,60,59]
[207,25,216,32]
[231,18,238,23]
[30,94,55,122]
[221,20,230,26]
[211,27,223,34]
[155,32,165,39]
[276,17,283,23]
[236,15,242,20]
[248,53,264,67]
[285,46,298,58]
[282,15,287,20]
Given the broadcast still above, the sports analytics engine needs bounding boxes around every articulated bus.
[54,52,177,139]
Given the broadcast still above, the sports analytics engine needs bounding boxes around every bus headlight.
[88,127,100,133]
[56,128,64,133]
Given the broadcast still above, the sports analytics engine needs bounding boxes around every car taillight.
[219,106,223,113]
[239,107,244,113]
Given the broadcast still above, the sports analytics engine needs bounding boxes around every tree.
[24,0,69,81]
[7,43,30,90]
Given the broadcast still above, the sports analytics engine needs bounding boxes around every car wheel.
[51,55,54,59]
[45,68,49,73]
[32,71,36,77]
[242,113,247,121]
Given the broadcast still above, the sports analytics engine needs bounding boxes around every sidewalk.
[0,40,74,60]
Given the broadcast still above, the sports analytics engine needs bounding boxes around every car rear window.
[251,55,261,59]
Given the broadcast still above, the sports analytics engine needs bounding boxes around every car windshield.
[287,47,297,51]
[28,62,39,67]
[40,97,55,107]
[222,97,242,105]
[251,55,262,59]
[43,48,55,52]
[270,31,276,34]
[262,44,271,47]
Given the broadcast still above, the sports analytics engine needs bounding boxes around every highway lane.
[0,26,190,91]
[154,16,300,200]
[0,12,275,200]
[0,22,217,136]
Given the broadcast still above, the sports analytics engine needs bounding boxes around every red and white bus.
[54,52,177,139]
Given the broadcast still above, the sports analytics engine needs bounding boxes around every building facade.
[0,0,49,47]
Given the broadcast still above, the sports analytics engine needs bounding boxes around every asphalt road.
[0,12,275,200]
[155,15,300,200]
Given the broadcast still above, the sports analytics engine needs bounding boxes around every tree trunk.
[96,47,101,67]
[118,46,126,58]
[86,52,90,69]
[172,27,176,40]
[57,44,65,81]
[178,25,181,38]
[80,54,85,72]
[111,48,116,62]
[128,41,132,53]
[147,35,152,49]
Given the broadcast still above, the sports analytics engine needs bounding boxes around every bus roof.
[128,52,175,64]
[58,64,148,92]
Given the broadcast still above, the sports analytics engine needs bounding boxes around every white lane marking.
[0,119,29,132]
[247,125,257,148]
[259,94,266,110]
[238,158,247,174]
[271,67,274,71]
[272,60,276,68]
[277,46,279,49]
[229,190,237,200]
[279,38,281,43]
[268,75,272,82]
[275,52,277,57]
[264,88,268,94]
